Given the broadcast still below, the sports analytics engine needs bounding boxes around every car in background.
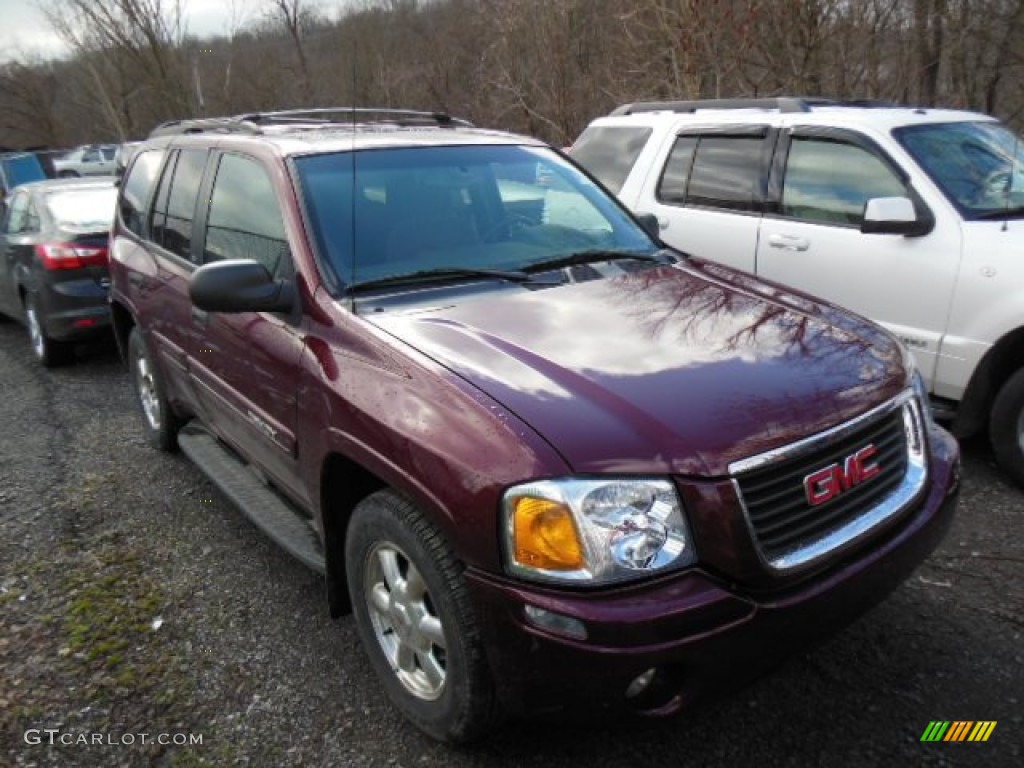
[53,145,118,177]
[0,151,51,200]
[0,177,118,366]
[571,97,1024,488]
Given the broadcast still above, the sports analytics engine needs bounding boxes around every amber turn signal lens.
[513,497,584,571]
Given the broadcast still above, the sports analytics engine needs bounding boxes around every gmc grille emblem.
[803,445,881,507]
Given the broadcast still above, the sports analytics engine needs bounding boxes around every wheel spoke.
[396,643,416,674]
[368,583,391,616]
[404,561,426,599]
[377,548,404,593]
[417,615,446,649]
[416,650,445,690]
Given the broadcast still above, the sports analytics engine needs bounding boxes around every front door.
[634,127,772,273]
[755,128,961,382]
[189,151,306,506]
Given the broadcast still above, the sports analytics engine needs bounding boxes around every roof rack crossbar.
[147,108,473,138]
[240,107,474,128]
[610,97,910,116]
[610,97,835,116]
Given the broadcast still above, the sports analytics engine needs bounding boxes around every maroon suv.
[108,109,960,742]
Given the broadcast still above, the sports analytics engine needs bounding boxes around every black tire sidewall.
[345,491,493,742]
[990,368,1024,488]
[128,326,179,452]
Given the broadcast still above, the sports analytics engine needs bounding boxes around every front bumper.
[466,426,960,716]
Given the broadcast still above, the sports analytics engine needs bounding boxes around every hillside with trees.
[3,0,1024,149]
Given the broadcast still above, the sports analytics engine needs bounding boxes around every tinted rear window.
[119,149,165,236]
[569,125,653,193]
[45,186,118,232]
[686,136,762,211]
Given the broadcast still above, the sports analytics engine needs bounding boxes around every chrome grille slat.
[730,391,928,572]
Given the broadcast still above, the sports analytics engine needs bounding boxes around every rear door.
[634,126,772,272]
[755,127,960,380]
[120,146,210,409]
[189,151,306,506]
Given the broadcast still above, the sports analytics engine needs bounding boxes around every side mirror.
[635,212,662,241]
[861,197,931,236]
[190,259,294,314]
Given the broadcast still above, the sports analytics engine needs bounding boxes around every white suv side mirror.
[861,196,929,236]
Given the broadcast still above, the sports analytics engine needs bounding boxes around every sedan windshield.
[294,144,656,289]
[896,120,1024,219]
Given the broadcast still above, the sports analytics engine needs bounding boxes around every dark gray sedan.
[0,178,117,366]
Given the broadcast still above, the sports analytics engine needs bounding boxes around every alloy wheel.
[364,542,448,701]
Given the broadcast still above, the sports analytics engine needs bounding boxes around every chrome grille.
[730,392,927,571]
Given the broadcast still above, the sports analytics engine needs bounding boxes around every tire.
[345,490,500,743]
[990,367,1024,489]
[128,326,181,451]
[24,294,71,367]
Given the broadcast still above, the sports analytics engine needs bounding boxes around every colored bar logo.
[921,721,997,742]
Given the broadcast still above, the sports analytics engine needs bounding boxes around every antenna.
[350,41,357,302]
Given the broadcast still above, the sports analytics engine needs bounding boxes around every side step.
[178,424,325,574]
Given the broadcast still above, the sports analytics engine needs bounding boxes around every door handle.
[767,234,810,252]
[191,306,209,326]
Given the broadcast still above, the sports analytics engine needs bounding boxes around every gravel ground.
[0,322,1021,768]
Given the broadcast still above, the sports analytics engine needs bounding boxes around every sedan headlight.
[502,478,696,584]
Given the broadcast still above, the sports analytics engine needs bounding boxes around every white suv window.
[656,135,763,212]
[781,138,906,226]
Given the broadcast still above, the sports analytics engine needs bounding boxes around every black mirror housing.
[635,212,661,241]
[189,259,294,314]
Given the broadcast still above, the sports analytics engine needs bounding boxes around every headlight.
[502,478,696,584]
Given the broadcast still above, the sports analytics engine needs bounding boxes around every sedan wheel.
[24,295,69,367]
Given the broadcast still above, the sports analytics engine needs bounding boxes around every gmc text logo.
[803,445,881,506]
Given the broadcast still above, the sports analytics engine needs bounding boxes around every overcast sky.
[0,0,341,64]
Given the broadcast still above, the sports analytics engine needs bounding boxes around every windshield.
[294,144,656,289]
[45,186,118,232]
[895,120,1024,219]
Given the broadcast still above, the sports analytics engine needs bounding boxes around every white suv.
[570,97,1024,488]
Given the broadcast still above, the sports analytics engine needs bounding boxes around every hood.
[368,260,908,476]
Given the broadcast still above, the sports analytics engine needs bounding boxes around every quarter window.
[153,149,208,261]
[119,149,164,237]
[781,138,907,226]
[204,154,290,278]
[570,125,653,194]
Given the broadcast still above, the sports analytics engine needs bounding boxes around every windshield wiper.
[349,267,549,292]
[523,250,663,273]
[974,206,1024,220]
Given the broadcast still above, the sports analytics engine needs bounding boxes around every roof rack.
[148,107,473,138]
[610,97,905,116]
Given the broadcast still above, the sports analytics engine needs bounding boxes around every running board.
[178,424,325,574]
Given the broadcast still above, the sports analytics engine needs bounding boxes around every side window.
[204,154,290,278]
[4,192,31,233]
[781,137,907,226]
[119,149,165,237]
[656,135,762,211]
[686,136,762,211]
[569,125,653,194]
[149,150,178,252]
[656,136,698,204]
[156,149,208,261]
